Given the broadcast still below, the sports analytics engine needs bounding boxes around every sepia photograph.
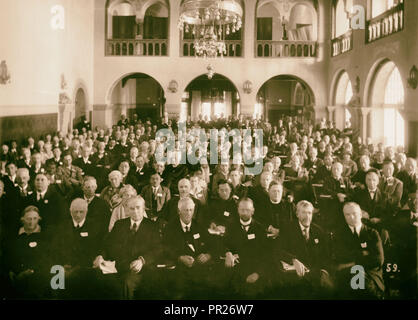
[0,0,417,306]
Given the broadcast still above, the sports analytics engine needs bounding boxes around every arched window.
[383,67,404,147]
[371,0,400,18]
[334,0,350,38]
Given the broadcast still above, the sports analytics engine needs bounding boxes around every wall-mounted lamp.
[243,80,252,94]
[0,60,11,85]
[407,65,417,89]
[168,80,178,93]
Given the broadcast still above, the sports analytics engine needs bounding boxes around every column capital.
[326,105,337,113]
[359,107,372,116]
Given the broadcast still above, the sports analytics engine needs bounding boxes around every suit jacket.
[73,157,95,177]
[378,177,403,209]
[54,216,106,267]
[223,218,271,276]
[56,165,84,187]
[101,218,161,274]
[396,170,418,205]
[141,184,171,220]
[333,224,384,292]
[248,186,271,228]
[204,197,238,228]
[24,187,68,231]
[278,220,330,273]
[162,218,213,266]
[352,188,389,222]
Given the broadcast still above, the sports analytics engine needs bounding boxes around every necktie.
[131,223,137,233]
[185,226,190,233]
[303,228,309,241]
[242,225,249,232]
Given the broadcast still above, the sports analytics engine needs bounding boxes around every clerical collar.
[240,218,252,226]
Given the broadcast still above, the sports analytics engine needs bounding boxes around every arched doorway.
[368,59,405,147]
[256,75,315,126]
[74,88,87,125]
[109,73,165,124]
[182,74,240,122]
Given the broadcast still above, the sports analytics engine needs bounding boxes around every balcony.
[181,40,243,57]
[106,39,168,57]
[255,41,317,58]
[331,30,353,57]
[366,2,404,44]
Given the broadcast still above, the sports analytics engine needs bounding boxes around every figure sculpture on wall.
[59,73,71,104]
[0,60,11,85]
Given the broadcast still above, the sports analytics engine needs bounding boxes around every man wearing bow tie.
[333,202,385,299]
[275,200,332,298]
[223,197,270,298]
[93,196,161,299]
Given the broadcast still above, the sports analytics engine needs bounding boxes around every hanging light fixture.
[178,0,243,59]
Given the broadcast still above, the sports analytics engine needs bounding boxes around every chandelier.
[178,0,243,59]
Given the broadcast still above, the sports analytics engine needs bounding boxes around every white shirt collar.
[84,195,95,203]
[180,219,192,232]
[19,225,41,235]
[37,189,47,199]
[349,224,362,235]
[240,218,252,226]
[73,218,86,228]
[130,218,143,230]
[298,221,309,233]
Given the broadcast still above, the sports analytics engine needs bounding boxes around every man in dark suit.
[53,198,106,299]
[45,146,63,168]
[312,153,333,184]
[333,202,385,299]
[56,153,84,190]
[391,191,418,299]
[162,197,216,299]
[72,146,95,177]
[321,162,353,232]
[275,200,332,299]
[223,197,271,298]
[129,156,150,194]
[93,195,161,299]
[141,172,171,222]
[24,173,67,231]
[248,171,272,226]
[72,176,111,230]
[1,161,18,195]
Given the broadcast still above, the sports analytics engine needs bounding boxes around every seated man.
[162,198,215,299]
[391,191,418,299]
[140,172,171,222]
[275,200,332,299]
[93,196,161,299]
[333,202,385,299]
[379,161,403,210]
[396,158,417,208]
[56,153,84,191]
[53,198,106,299]
[223,197,271,298]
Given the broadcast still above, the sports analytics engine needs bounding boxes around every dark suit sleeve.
[359,229,384,270]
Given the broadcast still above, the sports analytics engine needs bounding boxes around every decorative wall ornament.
[354,76,360,93]
[59,73,71,104]
[168,80,178,93]
[0,60,11,85]
[207,64,215,80]
[243,80,252,94]
[407,65,417,89]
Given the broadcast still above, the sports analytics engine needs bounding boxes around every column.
[358,107,371,143]
[314,106,328,122]
[326,106,337,123]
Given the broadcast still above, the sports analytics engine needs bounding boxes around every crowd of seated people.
[0,113,417,300]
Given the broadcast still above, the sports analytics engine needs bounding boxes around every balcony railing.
[331,30,353,57]
[106,39,168,56]
[181,40,243,57]
[366,2,404,44]
[255,41,317,58]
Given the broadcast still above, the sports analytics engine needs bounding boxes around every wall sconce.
[407,65,417,89]
[168,80,178,93]
[0,60,11,85]
[243,80,252,94]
